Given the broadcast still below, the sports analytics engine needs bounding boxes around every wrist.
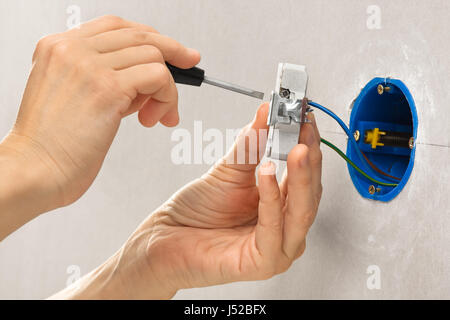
[49,257,131,300]
[0,134,62,239]
[51,223,178,299]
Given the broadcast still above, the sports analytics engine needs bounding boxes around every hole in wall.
[346,77,418,202]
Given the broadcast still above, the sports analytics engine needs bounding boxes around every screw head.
[354,130,360,142]
[377,84,384,95]
[368,185,376,195]
[279,88,291,99]
[409,137,414,149]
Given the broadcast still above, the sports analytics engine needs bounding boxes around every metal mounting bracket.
[265,63,309,160]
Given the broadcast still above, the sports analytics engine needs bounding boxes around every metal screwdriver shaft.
[203,76,265,100]
[166,62,264,100]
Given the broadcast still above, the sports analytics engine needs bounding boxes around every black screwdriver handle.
[166,62,205,87]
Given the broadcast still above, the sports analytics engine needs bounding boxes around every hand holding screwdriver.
[0,15,201,238]
[166,63,264,99]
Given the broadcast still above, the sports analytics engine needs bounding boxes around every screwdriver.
[166,63,264,100]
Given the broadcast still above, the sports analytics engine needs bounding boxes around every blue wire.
[308,100,396,185]
[308,101,353,137]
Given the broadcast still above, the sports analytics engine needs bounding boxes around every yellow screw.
[409,137,414,149]
[354,130,360,142]
[369,185,376,194]
[377,84,391,95]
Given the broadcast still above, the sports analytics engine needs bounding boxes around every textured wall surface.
[0,0,448,299]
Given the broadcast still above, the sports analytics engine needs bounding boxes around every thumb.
[221,102,269,171]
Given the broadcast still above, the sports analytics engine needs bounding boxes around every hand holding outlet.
[51,103,323,299]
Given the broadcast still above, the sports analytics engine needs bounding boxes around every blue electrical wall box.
[346,77,418,202]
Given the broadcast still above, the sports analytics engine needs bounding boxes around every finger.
[116,63,178,125]
[159,107,180,127]
[122,94,151,118]
[138,97,179,127]
[222,102,269,171]
[280,112,322,204]
[279,168,288,206]
[90,29,201,68]
[67,15,159,37]
[282,144,316,258]
[101,45,165,70]
[309,112,321,144]
[299,113,323,206]
[255,162,284,259]
[294,240,306,260]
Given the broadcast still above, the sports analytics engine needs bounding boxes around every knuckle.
[167,40,183,57]
[152,63,171,85]
[317,183,323,200]
[100,15,125,27]
[295,176,312,188]
[257,217,282,232]
[50,39,73,60]
[133,30,151,43]
[302,209,316,227]
[297,242,307,258]
[142,45,164,61]
[260,188,280,204]
[171,88,179,106]
[270,218,283,231]
[292,241,307,260]
[310,149,323,167]
[35,36,53,54]
[33,35,61,62]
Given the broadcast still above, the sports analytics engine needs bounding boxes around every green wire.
[320,137,398,187]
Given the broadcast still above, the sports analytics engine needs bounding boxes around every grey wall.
[0,0,449,299]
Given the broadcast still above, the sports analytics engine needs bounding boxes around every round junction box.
[346,77,418,201]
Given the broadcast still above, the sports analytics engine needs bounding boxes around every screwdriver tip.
[253,91,265,100]
[203,76,265,100]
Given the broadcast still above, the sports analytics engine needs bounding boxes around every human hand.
[1,15,200,214]
[58,103,322,299]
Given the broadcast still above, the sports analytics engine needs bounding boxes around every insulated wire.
[361,151,401,181]
[308,100,397,184]
[320,137,398,187]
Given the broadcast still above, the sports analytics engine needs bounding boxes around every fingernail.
[260,161,277,175]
